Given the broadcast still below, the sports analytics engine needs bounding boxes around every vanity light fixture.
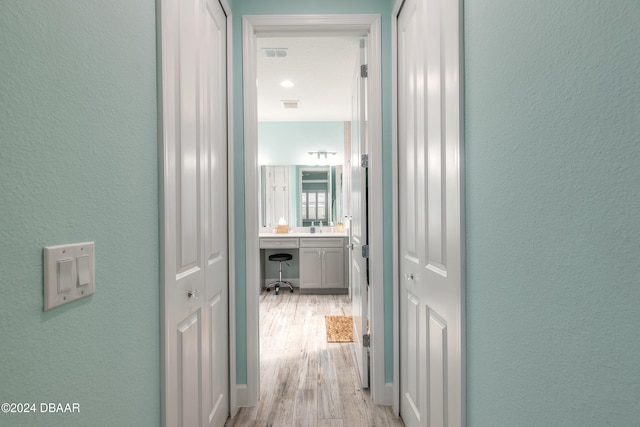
[308,151,337,159]
[280,79,294,88]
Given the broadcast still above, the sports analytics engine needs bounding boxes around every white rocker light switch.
[57,259,73,293]
[44,242,95,311]
[77,255,91,287]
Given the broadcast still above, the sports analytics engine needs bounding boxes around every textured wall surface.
[465,1,640,425]
[230,0,394,384]
[5,0,636,424]
[0,1,159,426]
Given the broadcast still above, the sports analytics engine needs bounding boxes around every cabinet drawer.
[259,238,299,249]
[299,237,345,248]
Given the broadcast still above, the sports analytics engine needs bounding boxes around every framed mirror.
[259,164,343,227]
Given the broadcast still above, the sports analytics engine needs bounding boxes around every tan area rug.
[325,315,354,342]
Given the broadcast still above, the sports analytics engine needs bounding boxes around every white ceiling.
[257,36,361,122]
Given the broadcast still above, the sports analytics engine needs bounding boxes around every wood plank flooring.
[226,292,404,427]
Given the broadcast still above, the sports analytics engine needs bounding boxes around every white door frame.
[222,0,237,416]
[241,14,390,406]
[391,2,401,415]
[391,0,465,419]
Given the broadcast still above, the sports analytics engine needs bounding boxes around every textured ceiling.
[257,36,361,122]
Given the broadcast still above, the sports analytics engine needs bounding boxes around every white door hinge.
[360,64,368,78]
[363,334,370,348]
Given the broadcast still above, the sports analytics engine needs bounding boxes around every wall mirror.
[260,164,343,227]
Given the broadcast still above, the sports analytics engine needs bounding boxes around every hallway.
[226,293,403,426]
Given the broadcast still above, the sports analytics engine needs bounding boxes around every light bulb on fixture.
[308,151,337,159]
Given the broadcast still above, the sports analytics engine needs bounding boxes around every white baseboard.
[233,384,249,411]
[383,382,395,411]
[374,382,394,406]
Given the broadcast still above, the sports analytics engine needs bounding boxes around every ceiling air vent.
[262,48,288,58]
[281,100,299,109]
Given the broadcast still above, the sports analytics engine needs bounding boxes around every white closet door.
[398,0,464,425]
[159,0,229,425]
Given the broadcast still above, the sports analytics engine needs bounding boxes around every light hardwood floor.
[226,292,404,427]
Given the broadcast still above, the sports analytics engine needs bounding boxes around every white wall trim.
[220,0,237,418]
[233,384,249,415]
[242,13,388,407]
[391,0,403,415]
[457,0,468,423]
[243,14,381,36]
[156,3,168,424]
[242,15,261,408]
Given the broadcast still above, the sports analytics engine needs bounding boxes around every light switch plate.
[44,242,95,311]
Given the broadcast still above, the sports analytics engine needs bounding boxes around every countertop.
[259,231,348,238]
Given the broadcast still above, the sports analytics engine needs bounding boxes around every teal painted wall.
[0,1,160,426]
[2,0,637,424]
[465,1,640,425]
[259,121,345,165]
[230,0,394,385]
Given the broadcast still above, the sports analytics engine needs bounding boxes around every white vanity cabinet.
[299,237,346,290]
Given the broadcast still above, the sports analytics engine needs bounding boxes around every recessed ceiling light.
[280,80,294,88]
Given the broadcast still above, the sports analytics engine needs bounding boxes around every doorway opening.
[256,32,366,390]
[241,14,388,408]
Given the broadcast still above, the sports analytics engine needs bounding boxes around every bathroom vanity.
[259,230,348,294]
